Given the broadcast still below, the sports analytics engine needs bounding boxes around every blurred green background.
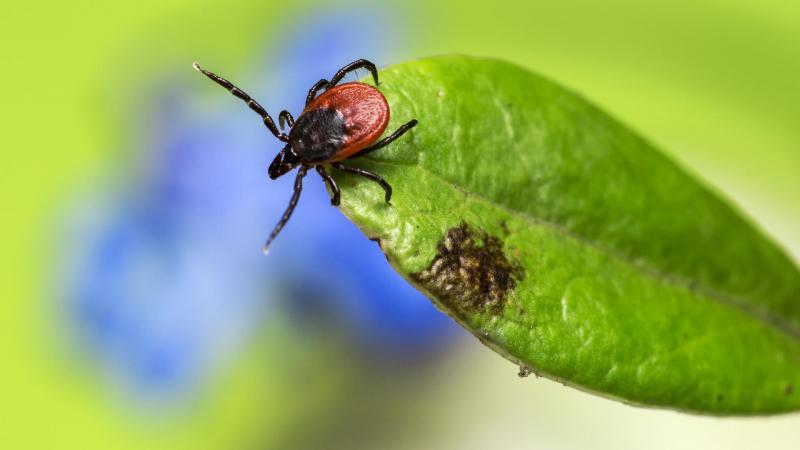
[2,0,799,449]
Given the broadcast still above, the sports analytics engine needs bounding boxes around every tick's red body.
[194,58,417,252]
[304,82,390,162]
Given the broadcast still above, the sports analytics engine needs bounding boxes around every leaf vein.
[365,157,800,340]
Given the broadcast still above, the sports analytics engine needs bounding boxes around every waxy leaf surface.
[331,55,800,414]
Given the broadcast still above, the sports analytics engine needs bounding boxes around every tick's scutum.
[411,222,524,315]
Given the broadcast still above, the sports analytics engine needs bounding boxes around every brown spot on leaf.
[411,222,524,315]
[786,384,794,396]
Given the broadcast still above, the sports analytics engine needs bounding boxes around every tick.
[193,59,417,253]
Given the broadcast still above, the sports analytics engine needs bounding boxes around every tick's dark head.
[288,108,347,164]
[268,144,300,179]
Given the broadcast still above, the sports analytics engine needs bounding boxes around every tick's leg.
[329,59,379,87]
[278,110,295,130]
[263,166,309,253]
[193,62,288,142]
[332,162,392,203]
[315,165,340,206]
[352,119,417,159]
[305,78,330,105]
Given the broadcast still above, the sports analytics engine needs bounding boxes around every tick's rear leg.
[305,79,330,105]
[352,120,417,159]
[315,165,341,206]
[332,162,392,203]
[329,59,379,87]
[305,59,379,105]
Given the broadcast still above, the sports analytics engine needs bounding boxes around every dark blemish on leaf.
[518,366,532,378]
[369,236,387,255]
[716,394,724,403]
[411,222,525,315]
[786,384,794,396]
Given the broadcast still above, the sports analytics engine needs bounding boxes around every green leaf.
[331,55,800,415]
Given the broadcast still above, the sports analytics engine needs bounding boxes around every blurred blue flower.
[60,7,459,407]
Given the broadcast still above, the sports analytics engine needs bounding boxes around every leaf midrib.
[363,157,800,341]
